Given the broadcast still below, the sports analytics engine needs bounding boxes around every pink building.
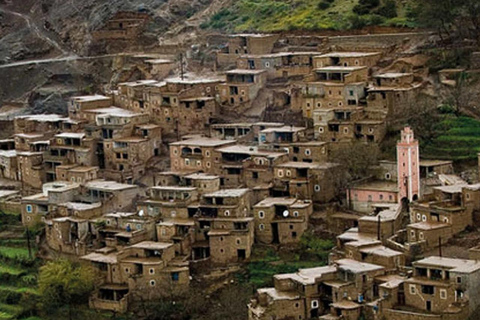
[397,127,420,202]
[348,126,420,212]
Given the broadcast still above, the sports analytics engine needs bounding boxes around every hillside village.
[2,5,480,320]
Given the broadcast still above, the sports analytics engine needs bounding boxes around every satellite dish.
[138,210,144,217]
[283,210,289,218]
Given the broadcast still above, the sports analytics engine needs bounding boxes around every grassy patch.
[0,247,35,260]
[0,265,27,276]
[422,116,480,160]
[202,0,416,32]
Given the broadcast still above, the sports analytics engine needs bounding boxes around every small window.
[293,211,299,217]
[149,268,155,275]
[125,268,130,273]
[419,232,424,240]
[205,151,211,157]
[171,272,179,281]
[286,170,291,177]
[410,230,415,238]
[343,128,349,134]
[314,185,321,192]
[305,149,311,156]
[259,224,265,231]
[385,173,391,180]
[265,62,270,68]
[410,284,416,294]
[416,213,421,221]
[440,289,447,299]
[258,211,265,219]
[422,215,427,222]
[150,280,156,286]
[278,169,284,177]
[220,237,224,242]
[457,276,462,284]
[225,210,230,216]
[318,127,324,133]
[311,300,319,309]
[236,238,241,245]
[26,205,33,213]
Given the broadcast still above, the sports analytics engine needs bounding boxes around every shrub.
[375,0,397,18]
[317,1,331,10]
[353,0,380,15]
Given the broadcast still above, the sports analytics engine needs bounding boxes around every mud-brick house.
[273,161,339,203]
[390,257,480,319]
[253,197,313,245]
[219,69,267,107]
[69,95,112,118]
[216,34,279,67]
[83,241,189,313]
[169,137,235,173]
[188,188,254,264]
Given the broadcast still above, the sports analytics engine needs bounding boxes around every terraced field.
[422,116,480,161]
[0,211,39,320]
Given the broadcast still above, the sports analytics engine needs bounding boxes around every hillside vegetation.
[201,0,416,32]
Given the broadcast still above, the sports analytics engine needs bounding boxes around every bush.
[353,0,380,15]
[317,1,331,10]
[375,0,397,18]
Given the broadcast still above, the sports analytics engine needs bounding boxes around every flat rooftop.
[151,186,197,192]
[414,256,480,273]
[276,161,338,170]
[336,259,384,273]
[374,72,413,78]
[87,106,142,117]
[316,52,381,58]
[55,132,85,139]
[216,145,286,158]
[274,265,337,285]
[71,94,111,102]
[15,114,68,122]
[314,66,367,72]
[170,137,235,147]
[408,222,450,230]
[225,69,267,75]
[85,179,137,191]
[260,125,306,133]
[204,188,249,198]
[129,241,173,251]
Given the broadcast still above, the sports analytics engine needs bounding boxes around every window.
[385,173,391,180]
[278,169,284,177]
[258,211,265,219]
[171,272,179,281]
[150,280,156,286]
[410,230,415,238]
[149,268,155,275]
[368,195,372,201]
[314,185,321,192]
[421,285,434,295]
[379,194,383,200]
[311,300,319,309]
[259,224,265,231]
[417,213,421,221]
[409,284,416,294]
[26,205,33,213]
[125,268,130,273]
[305,149,311,156]
[293,211,299,217]
[295,303,300,308]
[466,193,471,200]
[220,237,224,242]
[419,232,424,240]
[440,289,447,299]
[286,170,291,177]
[205,151,211,157]
[318,127,324,133]
[185,159,190,166]
[343,128,349,134]
[422,215,427,222]
[265,62,270,67]
[236,238,241,245]
[225,210,230,216]
[457,276,462,284]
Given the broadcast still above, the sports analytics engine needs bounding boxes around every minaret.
[397,127,420,202]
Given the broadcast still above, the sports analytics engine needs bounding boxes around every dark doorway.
[310,309,318,318]
[237,249,246,261]
[426,301,431,311]
[272,223,279,244]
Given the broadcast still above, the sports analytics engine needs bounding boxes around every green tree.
[38,259,96,320]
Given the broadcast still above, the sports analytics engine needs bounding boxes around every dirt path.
[0,7,70,56]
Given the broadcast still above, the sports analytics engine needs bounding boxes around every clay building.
[17,151,46,190]
[258,126,308,145]
[55,165,99,184]
[216,34,280,67]
[253,197,313,244]
[92,11,151,41]
[154,171,221,194]
[188,188,254,264]
[214,145,287,188]
[144,59,175,79]
[219,69,267,107]
[248,259,388,320]
[284,141,329,163]
[407,184,478,250]
[69,95,112,118]
[313,52,382,69]
[398,257,480,318]
[0,150,18,180]
[83,241,189,313]
[273,161,339,203]
[83,180,139,213]
[169,137,235,173]
[113,76,223,136]
[235,52,318,80]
